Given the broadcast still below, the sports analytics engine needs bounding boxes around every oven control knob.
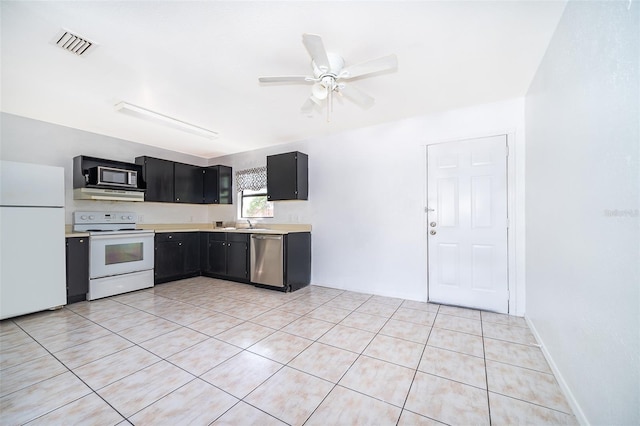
[81,215,87,220]
[121,215,127,220]
[88,215,95,220]
[128,215,133,220]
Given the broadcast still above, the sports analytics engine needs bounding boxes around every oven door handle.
[90,232,154,241]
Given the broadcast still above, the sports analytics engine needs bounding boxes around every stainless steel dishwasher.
[250,234,284,287]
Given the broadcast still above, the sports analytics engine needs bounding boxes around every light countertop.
[65,223,311,238]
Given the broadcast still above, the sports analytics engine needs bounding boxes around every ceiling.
[1,1,566,159]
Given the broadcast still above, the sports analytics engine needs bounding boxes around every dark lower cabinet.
[150,231,309,290]
[284,232,312,291]
[203,233,227,276]
[226,234,250,280]
[201,232,249,281]
[154,232,200,284]
[66,237,89,304]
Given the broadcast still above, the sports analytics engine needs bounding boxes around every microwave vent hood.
[74,187,144,202]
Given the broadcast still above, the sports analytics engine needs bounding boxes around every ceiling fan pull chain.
[327,85,332,123]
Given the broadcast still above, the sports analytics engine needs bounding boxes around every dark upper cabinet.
[136,156,231,205]
[66,237,89,304]
[174,162,203,203]
[135,156,174,202]
[267,151,308,201]
[218,166,233,204]
[203,165,233,204]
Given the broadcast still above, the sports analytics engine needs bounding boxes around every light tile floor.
[0,277,577,425]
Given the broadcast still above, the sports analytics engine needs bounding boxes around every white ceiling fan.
[258,33,398,122]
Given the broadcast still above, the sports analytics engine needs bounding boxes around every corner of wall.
[525,316,589,425]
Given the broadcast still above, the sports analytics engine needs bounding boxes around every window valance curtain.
[236,166,267,192]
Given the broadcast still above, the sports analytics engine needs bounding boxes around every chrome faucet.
[247,219,254,229]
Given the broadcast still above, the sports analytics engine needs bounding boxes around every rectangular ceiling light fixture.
[115,102,218,139]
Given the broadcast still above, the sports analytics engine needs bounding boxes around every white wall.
[212,98,527,305]
[0,112,227,225]
[525,1,639,424]
[2,96,527,305]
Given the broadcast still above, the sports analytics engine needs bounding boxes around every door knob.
[430,230,437,235]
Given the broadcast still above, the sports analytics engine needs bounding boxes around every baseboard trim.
[525,316,590,426]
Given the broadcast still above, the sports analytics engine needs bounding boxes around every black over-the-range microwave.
[87,165,138,189]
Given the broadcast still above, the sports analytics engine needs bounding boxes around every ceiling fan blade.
[301,96,322,114]
[258,75,314,83]
[340,54,398,79]
[301,97,315,114]
[302,33,330,72]
[339,83,375,109]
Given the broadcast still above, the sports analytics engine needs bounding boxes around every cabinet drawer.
[227,233,249,243]
[208,232,226,242]
[155,233,184,243]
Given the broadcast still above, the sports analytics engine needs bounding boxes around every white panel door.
[427,135,508,313]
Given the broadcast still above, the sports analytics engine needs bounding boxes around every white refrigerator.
[1,161,66,320]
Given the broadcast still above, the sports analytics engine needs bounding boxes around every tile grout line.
[196,286,347,426]
[298,296,402,425]
[2,279,573,424]
[481,314,493,426]
[236,286,351,426]
[107,282,296,424]
[396,303,441,425]
[9,318,131,424]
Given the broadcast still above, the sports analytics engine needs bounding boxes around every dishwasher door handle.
[251,235,283,240]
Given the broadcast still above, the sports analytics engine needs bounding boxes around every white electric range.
[73,211,154,300]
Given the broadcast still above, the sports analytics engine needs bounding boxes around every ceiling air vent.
[54,30,95,56]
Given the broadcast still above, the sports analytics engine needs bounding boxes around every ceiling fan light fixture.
[114,102,218,139]
[258,33,397,122]
[311,83,328,100]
